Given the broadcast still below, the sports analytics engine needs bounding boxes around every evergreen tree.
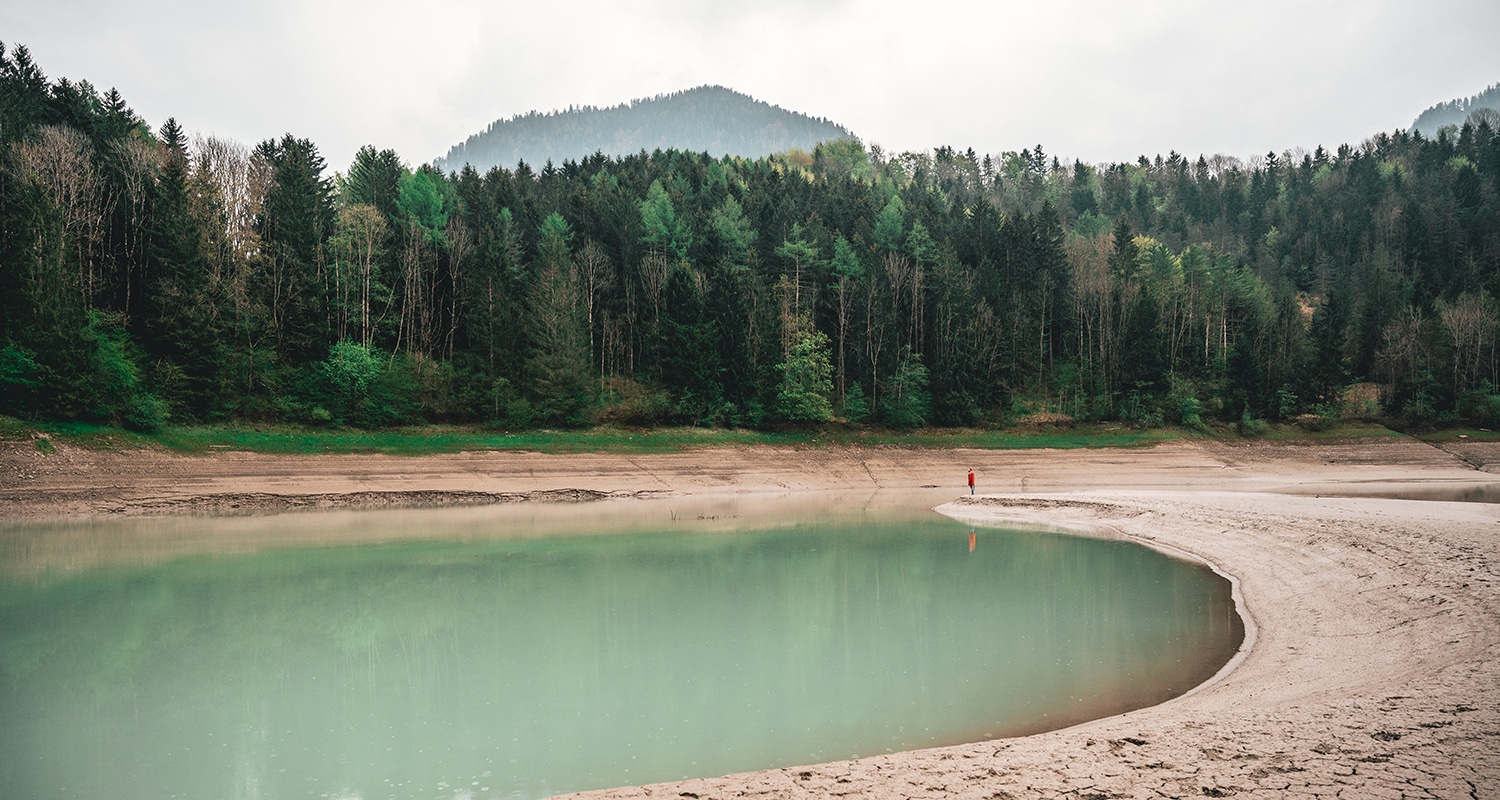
[141,117,216,417]
[658,265,720,421]
[882,346,931,429]
[638,179,691,260]
[254,134,334,365]
[344,145,404,220]
[524,213,591,424]
[1304,288,1351,405]
[873,194,905,251]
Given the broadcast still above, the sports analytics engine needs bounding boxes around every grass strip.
[0,416,1411,457]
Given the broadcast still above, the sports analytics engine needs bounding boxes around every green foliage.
[1297,402,1343,432]
[539,211,573,244]
[320,340,380,424]
[1166,377,1206,431]
[882,347,931,430]
[524,236,593,426]
[255,134,336,365]
[537,212,574,271]
[326,339,380,397]
[122,392,172,434]
[841,381,870,423]
[638,180,692,260]
[1117,388,1164,429]
[596,378,673,426]
[774,223,821,273]
[658,266,722,423]
[1459,385,1500,427]
[873,195,906,251]
[1398,378,1442,428]
[0,341,43,415]
[1073,209,1111,239]
[813,138,871,180]
[1237,412,1269,438]
[904,221,939,265]
[78,313,169,432]
[5,45,1500,437]
[398,166,450,241]
[708,195,756,265]
[1274,385,1300,421]
[830,235,863,279]
[344,146,404,217]
[776,330,834,423]
[307,341,419,428]
[1304,290,1350,405]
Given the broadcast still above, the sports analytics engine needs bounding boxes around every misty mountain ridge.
[1411,82,1500,137]
[435,85,857,173]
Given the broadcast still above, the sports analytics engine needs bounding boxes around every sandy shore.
[2,434,1498,797]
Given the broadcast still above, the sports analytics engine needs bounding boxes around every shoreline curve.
[934,497,1259,708]
[2,435,1497,797]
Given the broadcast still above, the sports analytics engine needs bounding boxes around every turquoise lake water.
[0,494,1240,799]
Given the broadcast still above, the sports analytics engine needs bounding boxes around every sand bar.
[2,434,1498,798]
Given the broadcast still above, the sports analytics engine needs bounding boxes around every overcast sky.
[6,0,1499,173]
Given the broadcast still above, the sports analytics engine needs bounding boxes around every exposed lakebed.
[0,493,1241,799]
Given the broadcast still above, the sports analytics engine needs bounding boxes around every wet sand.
[2,434,1498,797]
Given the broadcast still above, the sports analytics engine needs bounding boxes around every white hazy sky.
[6,0,1498,173]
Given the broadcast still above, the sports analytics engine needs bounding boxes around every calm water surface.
[0,493,1240,800]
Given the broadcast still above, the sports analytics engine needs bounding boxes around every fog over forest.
[1412,83,1500,138]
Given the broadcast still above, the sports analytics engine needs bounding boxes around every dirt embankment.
[3,432,1496,518]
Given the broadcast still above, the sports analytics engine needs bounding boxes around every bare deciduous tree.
[574,240,610,377]
[444,214,470,360]
[113,135,157,319]
[1067,229,1114,398]
[1376,308,1434,404]
[12,125,108,303]
[639,251,670,327]
[330,203,388,346]
[1438,294,1497,396]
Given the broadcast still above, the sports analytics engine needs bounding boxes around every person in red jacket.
[967,468,975,495]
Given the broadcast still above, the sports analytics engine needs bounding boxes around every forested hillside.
[3,43,1499,432]
[1412,83,1500,138]
[437,85,856,173]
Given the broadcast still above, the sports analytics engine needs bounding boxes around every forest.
[2,42,1499,434]
[1412,82,1499,138]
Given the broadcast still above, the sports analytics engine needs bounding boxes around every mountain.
[435,85,856,173]
[1411,82,1500,137]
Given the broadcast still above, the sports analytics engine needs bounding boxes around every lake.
[0,492,1241,800]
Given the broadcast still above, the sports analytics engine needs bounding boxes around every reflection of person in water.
[969,528,976,553]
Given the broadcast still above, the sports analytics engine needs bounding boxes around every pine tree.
[524,213,591,424]
[254,134,334,365]
[658,265,720,421]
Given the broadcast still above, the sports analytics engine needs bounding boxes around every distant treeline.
[437,85,856,173]
[1411,83,1500,138]
[3,42,1499,432]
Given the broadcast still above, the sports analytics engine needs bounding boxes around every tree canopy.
[4,44,1499,431]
